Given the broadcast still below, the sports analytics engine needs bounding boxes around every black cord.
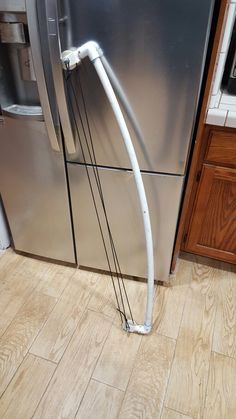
[73,67,134,323]
[66,65,133,329]
[65,69,130,325]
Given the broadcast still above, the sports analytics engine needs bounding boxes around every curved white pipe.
[100,56,153,168]
[100,56,141,135]
[93,57,154,333]
[62,42,155,333]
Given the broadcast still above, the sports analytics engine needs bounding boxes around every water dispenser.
[0,9,42,119]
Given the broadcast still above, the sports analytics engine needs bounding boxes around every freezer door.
[0,117,75,263]
[68,164,184,282]
[59,0,214,174]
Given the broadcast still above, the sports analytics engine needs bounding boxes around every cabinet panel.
[205,129,236,167]
[186,164,236,262]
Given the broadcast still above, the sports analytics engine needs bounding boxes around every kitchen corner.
[207,0,236,126]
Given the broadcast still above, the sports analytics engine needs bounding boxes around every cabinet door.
[186,164,236,263]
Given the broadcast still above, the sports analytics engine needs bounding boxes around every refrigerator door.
[59,0,214,174]
[68,164,184,281]
[0,1,75,263]
[0,116,75,263]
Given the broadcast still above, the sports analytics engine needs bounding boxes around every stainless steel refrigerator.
[0,0,215,281]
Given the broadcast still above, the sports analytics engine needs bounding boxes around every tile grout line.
[27,352,58,366]
[0,267,77,412]
[0,352,57,406]
[72,309,114,419]
[35,264,75,299]
[0,264,60,400]
[0,349,32,401]
[162,405,194,418]
[87,306,116,321]
[30,278,101,366]
[26,295,58,356]
[28,267,98,363]
[0,262,47,340]
[156,331,178,341]
[91,376,125,393]
[0,294,59,399]
[211,349,236,361]
[201,267,221,418]
[0,271,59,342]
[117,281,180,418]
[30,352,60,419]
[0,286,36,339]
[29,268,77,353]
[161,263,193,417]
[30,304,90,418]
[116,333,144,418]
[115,281,159,415]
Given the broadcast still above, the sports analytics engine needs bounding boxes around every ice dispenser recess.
[0,21,27,43]
[18,47,36,81]
[0,10,41,118]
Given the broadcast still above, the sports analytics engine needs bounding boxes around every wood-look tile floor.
[0,249,235,419]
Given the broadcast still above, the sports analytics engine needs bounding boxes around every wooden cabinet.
[205,130,236,167]
[171,0,235,269]
[183,126,236,264]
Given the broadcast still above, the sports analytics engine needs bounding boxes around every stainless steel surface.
[44,0,76,154]
[0,12,27,24]
[2,104,43,120]
[0,0,215,283]
[0,200,10,250]
[0,21,26,43]
[68,164,183,281]
[26,0,60,151]
[18,47,36,81]
[0,9,39,109]
[7,46,39,106]
[0,1,25,13]
[60,0,214,174]
[0,45,17,108]
[0,116,75,262]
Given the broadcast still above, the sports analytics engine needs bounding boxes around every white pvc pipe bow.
[62,41,154,334]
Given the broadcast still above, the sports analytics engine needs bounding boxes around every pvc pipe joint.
[61,41,103,70]
[77,41,103,62]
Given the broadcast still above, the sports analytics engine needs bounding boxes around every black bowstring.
[73,65,134,324]
[64,63,123,323]
[68,72,131,327]
[64,65,132,327]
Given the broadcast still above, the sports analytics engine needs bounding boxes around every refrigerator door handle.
[26,0,60,152]
[44,0,76,155]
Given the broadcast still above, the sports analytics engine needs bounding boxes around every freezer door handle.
[26,0,60,152]
[44,0,76,155]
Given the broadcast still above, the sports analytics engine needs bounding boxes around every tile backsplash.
[206,0,236,127]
